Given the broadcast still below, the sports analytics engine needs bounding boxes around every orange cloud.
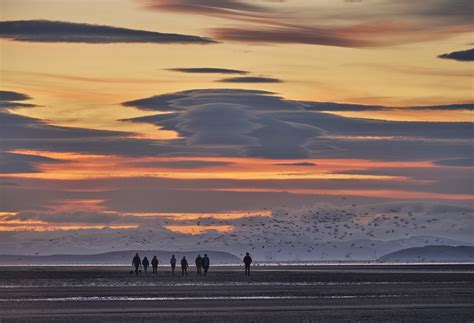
[128,210,271,220]
[0,219,136,232]
[200,188,473,201]
[5,150,434,181]
[164,225,234,235]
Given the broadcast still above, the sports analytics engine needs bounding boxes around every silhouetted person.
[195,255,203,276]
[243,252,252,276]
[151,256,159,275]
[170,255,177,276]
[202,254,210,276]
[132,253,141,276]
[142,256,150,275]
[181,256,189,276]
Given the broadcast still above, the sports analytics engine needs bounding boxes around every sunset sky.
[0,0,472,258]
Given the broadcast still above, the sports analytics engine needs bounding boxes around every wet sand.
[0,264,472,322]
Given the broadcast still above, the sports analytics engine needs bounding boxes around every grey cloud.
[167,67,249,74]
[210,2,473,47]
[0,152,61,174]
[0,102,37,109]
[9,211,125,224]
[213,26,373,47]
[410,0,473,23]
[124,90,317,158]
[0,111,233,158]
[0,111,128,141]
[339,0,473,25]
[121,112,181,124]
[338,166,474,195]
[1,171,468,217]
[405,104,473,111]
[273,162,317,167]
[0,20,215,44]
[306,138,473,162]
[123,89,473,160]
[438,48,474,62]
[145,0,270,17]
[0,177,19,187]
[0,90,37,110]
[122,93,195,112]
[246,118,322,158]
[218,76,283,83]
[122,89,275,112]
[0,101,231,158]
[101,187,348,213]
[148,0,376,49]
[178,103,261,145]
[303,102,385,112]
[304,102,473,112]
[0,181,18,186]
[0,186,66,213]
[0,177,339,214]
[0,90,30,101]
[272,110,473,139]
[434,158,474,167]
[145,0,472,48]
[2,88,472,168]
[121,89,285,112]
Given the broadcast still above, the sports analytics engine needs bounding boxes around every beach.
[0,264,472,322]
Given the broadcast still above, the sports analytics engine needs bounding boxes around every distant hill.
[378,245,474,263]
[0,250,240,265]
[240,235,472,261]
[1,235,471,262]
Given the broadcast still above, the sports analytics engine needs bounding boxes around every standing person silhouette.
[170,255,177,276]
[181,256,189,276]
[142,256,150,275]
[202,254,210,276]
[132,253,141,276]
[243,252,252,276]
[151,256,159,275]
[195,255,203,276]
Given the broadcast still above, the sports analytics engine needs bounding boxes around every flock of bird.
[39,197,469,260]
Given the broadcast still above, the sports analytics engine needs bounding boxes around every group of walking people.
[132,252,252,276]
[132,254,160,276]
[170,254,210,276]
